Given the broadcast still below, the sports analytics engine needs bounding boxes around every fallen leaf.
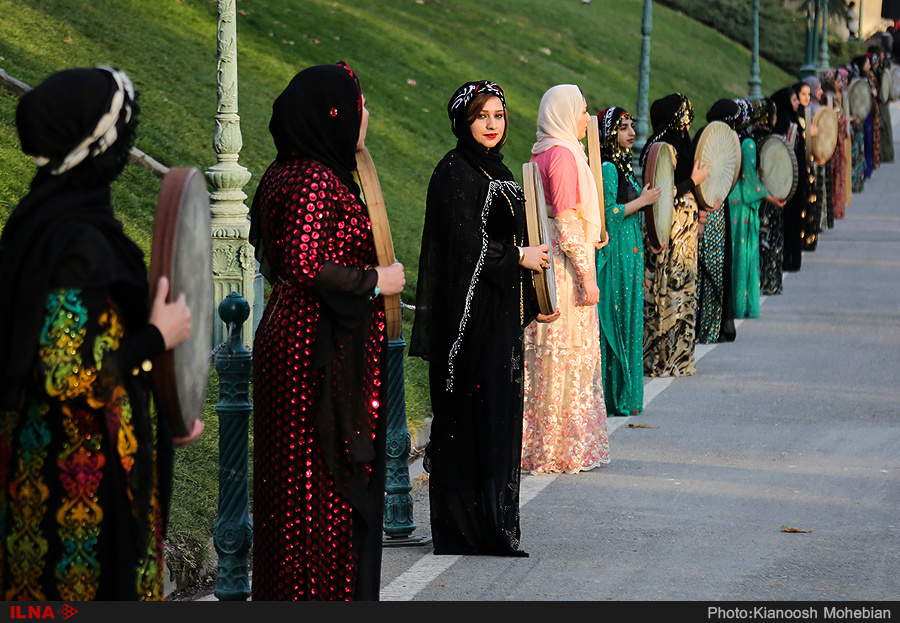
[780,526,811,533]
[628,423,657,429]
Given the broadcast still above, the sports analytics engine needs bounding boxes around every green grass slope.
[1,0,797,587]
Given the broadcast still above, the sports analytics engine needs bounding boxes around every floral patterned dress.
[522,147,610,474]
[1,289,169,601]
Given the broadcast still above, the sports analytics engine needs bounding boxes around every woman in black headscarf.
[692,98,745,344]
[794,80,821,253]
[249,62,405,600]
[771,86,807,273]
[410,80,555,557]
[0,66,199,601]
[639,93,709,377]
[754,96,787,298]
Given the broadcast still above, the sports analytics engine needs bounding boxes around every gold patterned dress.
[643,192,699,376]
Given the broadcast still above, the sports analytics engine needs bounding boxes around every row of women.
[2,46,891,602]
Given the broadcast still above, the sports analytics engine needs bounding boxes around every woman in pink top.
[521,84,611,474]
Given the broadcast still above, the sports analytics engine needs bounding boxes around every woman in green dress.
[595,107,661,416]
[727,98,785,319]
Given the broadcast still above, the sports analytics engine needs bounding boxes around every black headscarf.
[446,80,512,181]
[771,87,797,135]
[249,61,364,283]
[706,98,753,141]
[640,93,694,172]
[0,67,145,409]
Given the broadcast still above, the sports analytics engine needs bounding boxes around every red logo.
[8,605,78,620]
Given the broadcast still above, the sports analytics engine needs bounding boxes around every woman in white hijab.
[521,84,610,475]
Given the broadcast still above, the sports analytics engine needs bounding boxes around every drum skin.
[642,141,676,249]
[694,121,742,209]
[811,107,838,163]
[149,167,213,438]
[848,77,873,121]
[757,134,798,202]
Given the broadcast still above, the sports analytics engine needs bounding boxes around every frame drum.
[848,77,873,120]
[757,134,798,202]
[880,67,892,104]
[522,162,557,315]
[891,65,900,101]
[642,141,676,249]
[355,147,402,341]
[810,107,838,163]
[694,120,742,209]
[585,115,607,242]
[149,167,213,438]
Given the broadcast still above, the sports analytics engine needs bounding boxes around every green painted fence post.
[383,307,429,546]
[213,292,253,600]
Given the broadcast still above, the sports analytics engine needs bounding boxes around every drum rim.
[642,141,676,249]
[522,162,556,315]
[148,166,213,438]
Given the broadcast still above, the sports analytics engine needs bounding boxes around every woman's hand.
[592,230,610,250]
[691,161,710,187]
[706,198,722,211]
[375,261,406,296]
[767,195,787,207]
[521,244,550,272]
[810,123,820,137]
[173,418,205,447]
[536,308,561,323]
[579,279,600,307]
[150,276,192,351]
[650,242,666,255]
[640,183,663,207]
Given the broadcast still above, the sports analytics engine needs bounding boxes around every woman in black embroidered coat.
[410,81,556,556]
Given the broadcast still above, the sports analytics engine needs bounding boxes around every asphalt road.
[377,103,900,604]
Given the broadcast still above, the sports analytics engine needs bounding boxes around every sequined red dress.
[251,158,387,601]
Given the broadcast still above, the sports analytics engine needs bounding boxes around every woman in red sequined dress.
[248,62,405,601]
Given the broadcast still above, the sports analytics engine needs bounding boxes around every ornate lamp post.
[817,0,831,73]
[748,0,762,102]
[800,0,819,78]
[206,0,262,349]
[633,0,653,177]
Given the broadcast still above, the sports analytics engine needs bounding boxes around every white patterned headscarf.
[531,84,602,244]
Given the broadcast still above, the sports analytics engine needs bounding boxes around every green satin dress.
[596,160,644,416]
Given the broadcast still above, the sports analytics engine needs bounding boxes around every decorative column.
[817,0,830,73]
[206,0,262,350]
[748,0,762,102]
[213,292,253,601]
[800,0,818,78]
[633,0,653,178]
